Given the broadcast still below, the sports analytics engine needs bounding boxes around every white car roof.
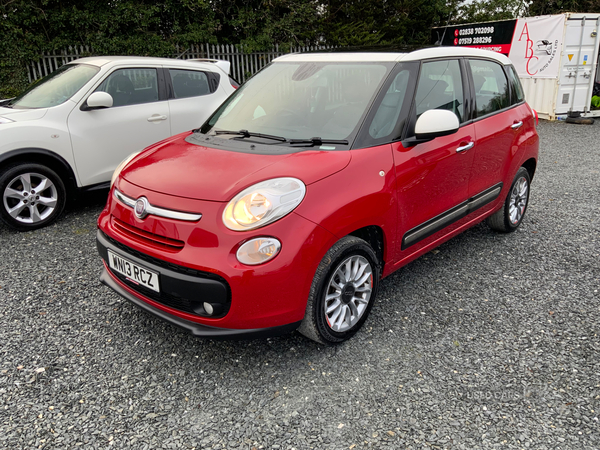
[399,47,512,64]
[273,46,512,65]
[70,56,231,73]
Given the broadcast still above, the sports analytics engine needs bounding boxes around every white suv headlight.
[110,151,141,188]
[223,177,306,231]
[0,117,14,124]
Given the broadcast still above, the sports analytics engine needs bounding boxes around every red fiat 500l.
[97,48,539,344]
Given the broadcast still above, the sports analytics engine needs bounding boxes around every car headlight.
[0,117,14,124]
[110,151,141,188]
[223,177,306,231]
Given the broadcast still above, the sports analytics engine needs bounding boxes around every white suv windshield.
[205,62,391,141]
[9,64,99,109]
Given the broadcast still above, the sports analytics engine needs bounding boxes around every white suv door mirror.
[415,109,459,140]
[86,92,113,110]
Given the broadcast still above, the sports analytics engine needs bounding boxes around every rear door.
[467,59,529,200]
[165,68,228,134]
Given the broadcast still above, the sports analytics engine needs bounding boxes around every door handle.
[147,114,168,122]
[456,142,474,153]
[511,121,523,129]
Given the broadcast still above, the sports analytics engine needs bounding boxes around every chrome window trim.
[114,189,202,222]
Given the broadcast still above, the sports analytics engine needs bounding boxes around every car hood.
[0,107,48,121]
[121,133,352,201]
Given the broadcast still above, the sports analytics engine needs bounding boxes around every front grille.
[102,231,224,282]
[113,217,184,251]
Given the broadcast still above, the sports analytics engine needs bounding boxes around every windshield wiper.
[0,98,14,108]
[214,129,287,142]
[288,137,349,147]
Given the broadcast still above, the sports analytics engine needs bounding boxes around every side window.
[95,68,158,107]
[169,70,211,99]
[468,59,510,116]
[369,69,410,139]
[508,65,525,104]
[415,59,464,123]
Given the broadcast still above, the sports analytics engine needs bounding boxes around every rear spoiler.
[188,59,231,75]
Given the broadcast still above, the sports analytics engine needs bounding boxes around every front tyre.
[487,166,531,233]
[0,163,66,231]
[298,236,380,344]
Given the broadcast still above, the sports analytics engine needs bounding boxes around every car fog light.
[236,237,281,265]
[203,302,214,315]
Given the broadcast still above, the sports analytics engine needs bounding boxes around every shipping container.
[433,14,600,120]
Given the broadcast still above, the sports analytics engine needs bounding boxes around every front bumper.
[98,230,301,339]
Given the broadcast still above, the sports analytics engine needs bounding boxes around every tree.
[320,0,461,47]
[211,0,321,50]
[455,0,528,24]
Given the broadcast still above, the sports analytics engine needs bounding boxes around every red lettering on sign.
[517,22,537,76]
[526,56,539,76]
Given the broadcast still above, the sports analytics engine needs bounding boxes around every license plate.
[107,250,160,293]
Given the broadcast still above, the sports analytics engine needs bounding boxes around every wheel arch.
[0,148,78,196]
[348,225,386,276]
[521,157,537,182]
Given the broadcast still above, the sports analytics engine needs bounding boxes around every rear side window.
[169,70,216,99]
[508,65,525,104]
[469,59,510,116]
[415,59,464,123]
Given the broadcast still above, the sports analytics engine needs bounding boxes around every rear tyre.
[298,236,380,344]
[0,163,66,231]
[487,167,530,233]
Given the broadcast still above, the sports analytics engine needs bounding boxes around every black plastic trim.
[0,148,77,190]
[402,182,503,250]
[97,230,231,317]
[79,181,110,193]
[99,267,301,340]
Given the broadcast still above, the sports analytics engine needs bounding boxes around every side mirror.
[415,109,459,140]
[84,92,113,110]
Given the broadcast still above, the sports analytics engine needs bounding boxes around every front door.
[393,59,475,259]
[68,67,171,187]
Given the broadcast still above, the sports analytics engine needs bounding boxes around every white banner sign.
[509,15,565,78]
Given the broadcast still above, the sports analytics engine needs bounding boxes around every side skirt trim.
[401,182,503,250]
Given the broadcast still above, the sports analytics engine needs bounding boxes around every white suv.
[0,56,236,231]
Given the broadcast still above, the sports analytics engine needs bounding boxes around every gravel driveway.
[1,120,599,450]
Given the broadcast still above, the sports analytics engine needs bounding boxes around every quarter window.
[469,59,510,116]
[95,68,159,107]
[369,69,411,139]
[508,65,525,104]
[415,60,464,123]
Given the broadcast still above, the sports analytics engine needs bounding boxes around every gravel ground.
[1,120,599,450]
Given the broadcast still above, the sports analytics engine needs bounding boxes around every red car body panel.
[294,144,397,266]
[123,134,351,202]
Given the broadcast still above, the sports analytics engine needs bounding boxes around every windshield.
[202,62,392,143]
[9,64,99,109]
